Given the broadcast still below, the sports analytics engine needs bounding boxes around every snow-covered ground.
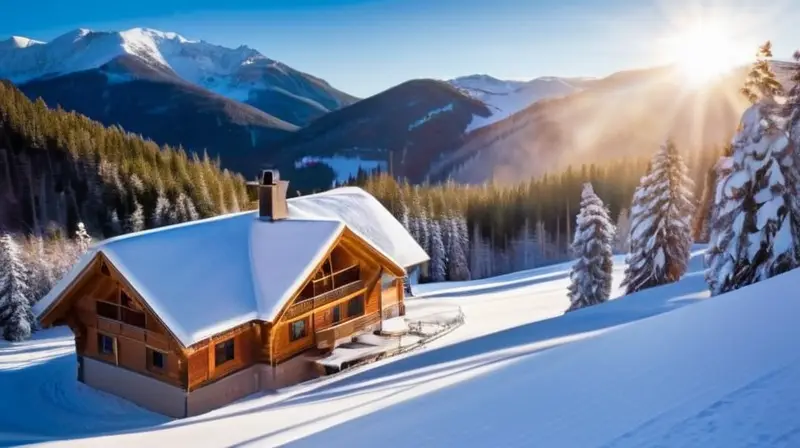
[4,246,798,447]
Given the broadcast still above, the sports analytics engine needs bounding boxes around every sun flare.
[664,22,748,86]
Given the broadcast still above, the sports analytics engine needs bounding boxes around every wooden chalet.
[34,171,428,418]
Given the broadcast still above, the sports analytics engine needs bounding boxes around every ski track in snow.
[4,246,797,447]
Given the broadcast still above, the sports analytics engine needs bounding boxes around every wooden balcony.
[284,265,365,321]
[316,312,381,350]
[95,316,171,351]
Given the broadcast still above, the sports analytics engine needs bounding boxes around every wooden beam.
[39,254,101,327]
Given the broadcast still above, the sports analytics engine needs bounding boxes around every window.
[97,333,114,355]
[347,295,365,317]
[290,319,307,341]
[96,301,118,320]
[148,349,166,370]
[214,339,235,367]
[100,263,111,276]
[332,306,341,324]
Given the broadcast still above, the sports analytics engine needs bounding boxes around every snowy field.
[3,246,799,447]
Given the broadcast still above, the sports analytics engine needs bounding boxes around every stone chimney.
[258,169,289,221]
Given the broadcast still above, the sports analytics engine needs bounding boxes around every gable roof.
[288,187,428,268]
[34,187,423,347]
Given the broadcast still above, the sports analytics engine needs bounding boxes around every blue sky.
[3,0,798,97]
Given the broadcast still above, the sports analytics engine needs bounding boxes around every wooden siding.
[272,316,316,364]
[187,324,258,391]
[47,254,187,389]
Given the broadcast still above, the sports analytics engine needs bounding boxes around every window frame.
[332,305,341,324]
[289,319,307,342]
[97,333,115,355]
[148,348,166,371]
[347,295,365,318]
[214,339,235,367]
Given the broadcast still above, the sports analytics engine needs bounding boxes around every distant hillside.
[272,79,491,190]
[449,74,584,131]
[17,55,297,177]
[428,65,767,184]
[0,81,247,237]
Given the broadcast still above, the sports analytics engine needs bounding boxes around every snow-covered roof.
[288,187,429,268]
[35,187,425,347]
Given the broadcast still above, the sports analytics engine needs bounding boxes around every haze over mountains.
[0,27,778,190]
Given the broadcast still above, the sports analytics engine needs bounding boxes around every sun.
[663,21,748,86]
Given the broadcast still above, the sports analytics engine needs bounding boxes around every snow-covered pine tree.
[446,215,470,281]
[613,208,631,253]
[566,183,615,312]
[429,219,447,282]
[181,194,200,222]
[457,215,469,265]
[622,140,695,294]
[780,48,800,257]
[151,192,172,228]
[126,200,145,233]
[706,43,797,294]
[0,234,33,341]
[75,222,92,253]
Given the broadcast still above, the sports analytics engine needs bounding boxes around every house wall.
[381,278,405,319]
[187,324,258,391]
[186,353,322,416]
[66,257,186,389]
[82,356,187,418]
[272,315,316,364]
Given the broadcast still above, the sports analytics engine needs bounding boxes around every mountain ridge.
[0,27,357,127]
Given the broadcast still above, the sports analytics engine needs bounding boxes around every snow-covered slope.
[7,247,800,446]
[449,74,583,131]
[0,27,357,127]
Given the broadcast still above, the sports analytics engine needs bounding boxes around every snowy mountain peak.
[0,36,44,50]
[0,27,275,86]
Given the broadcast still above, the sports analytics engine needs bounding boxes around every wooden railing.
[284,278,365,320]
[95,315,171,351]
[310,265,361,298]
[316,312,382,350]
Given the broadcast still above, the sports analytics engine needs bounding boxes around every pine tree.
[566,183,615,312]
[0,234,33,341]
[613,208,631,253]
[151,192,172,228]
[179,193,200,222]
[75,222,92,253]
[429,219,447,282]
[126,201,145,233]
[446,215,471,281]
[622,141,695,294]
[706,50,796,294]
[781,49,800,258]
